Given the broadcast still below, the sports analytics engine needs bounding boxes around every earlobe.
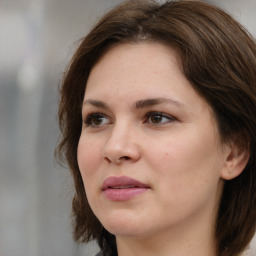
[221,142,250,181]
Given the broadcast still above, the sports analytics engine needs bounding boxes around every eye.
[146,112,175,125]
[83,113,110,127]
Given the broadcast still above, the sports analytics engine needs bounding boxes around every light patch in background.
[0,12,29,71]
[17,62,40,91]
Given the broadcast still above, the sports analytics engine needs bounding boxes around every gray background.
[0,0,255,256]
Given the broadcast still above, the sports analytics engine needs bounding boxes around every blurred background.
[0,0,255,256]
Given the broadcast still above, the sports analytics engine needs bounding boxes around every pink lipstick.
[102,176,150,201]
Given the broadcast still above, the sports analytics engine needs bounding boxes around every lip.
[102,176,150,201]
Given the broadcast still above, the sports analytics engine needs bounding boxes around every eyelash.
[145,111,176,125]
[83,111,176,128]
[83,113,110,127]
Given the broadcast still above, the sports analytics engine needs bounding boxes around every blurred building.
[0,1,255,256]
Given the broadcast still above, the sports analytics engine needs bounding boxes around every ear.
[221,141,250,180]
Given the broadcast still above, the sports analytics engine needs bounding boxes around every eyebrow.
[135,97,184,109]
[83,97,184,110]
[83,99,109,109]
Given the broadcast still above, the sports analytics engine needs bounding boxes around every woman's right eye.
[83,113,110,127]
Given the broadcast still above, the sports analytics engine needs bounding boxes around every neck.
[117,230,216,256]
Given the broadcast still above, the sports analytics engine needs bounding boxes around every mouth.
[108,185,139,189]
[102,176,150,201]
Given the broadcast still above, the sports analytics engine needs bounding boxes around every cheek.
[77,137,105,208]
[77,137,102,178]
[147,130,223,189]
[148,139,223,217]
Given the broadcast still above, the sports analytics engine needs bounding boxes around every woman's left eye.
[145,112,175,125]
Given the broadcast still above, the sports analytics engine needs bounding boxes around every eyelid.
[83,112,111,128]
[145,111,176,125]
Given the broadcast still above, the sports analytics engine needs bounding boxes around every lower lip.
[103,187,149,201]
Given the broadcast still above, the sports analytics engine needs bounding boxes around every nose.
[102,123,141,165]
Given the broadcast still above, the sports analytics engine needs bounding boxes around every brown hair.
[56,1,256,255]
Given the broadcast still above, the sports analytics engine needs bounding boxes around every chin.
[99,210,144,237]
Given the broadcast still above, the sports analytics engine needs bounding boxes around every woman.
[56,1,256,255]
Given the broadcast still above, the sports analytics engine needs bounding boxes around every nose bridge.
[103,119,140,163]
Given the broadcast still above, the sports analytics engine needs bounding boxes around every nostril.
[103,154,134,164]
[104,156,112,163]
[120,156,130,160]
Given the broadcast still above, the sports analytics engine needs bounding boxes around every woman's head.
[57,1,256,256]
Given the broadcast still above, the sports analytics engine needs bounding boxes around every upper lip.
[102,176,150,190]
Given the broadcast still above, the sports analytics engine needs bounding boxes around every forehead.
[86,42,183,94]
[99,41,182,68]
[85,43,196,107]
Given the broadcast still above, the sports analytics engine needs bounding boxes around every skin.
[77,42,247,256]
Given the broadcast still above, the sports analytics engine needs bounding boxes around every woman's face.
[77,43,229,241]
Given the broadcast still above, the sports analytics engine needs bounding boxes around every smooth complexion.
[77,43,244,256]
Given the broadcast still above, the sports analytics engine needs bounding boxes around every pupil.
[152,115,162,123]
[94,116,103,125]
